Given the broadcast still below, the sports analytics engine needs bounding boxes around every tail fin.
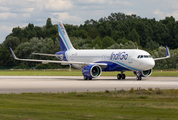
[57,22,75,51]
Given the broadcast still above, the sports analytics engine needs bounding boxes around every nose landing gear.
[136,71,142,80]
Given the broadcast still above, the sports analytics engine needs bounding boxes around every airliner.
[10,22,170,80]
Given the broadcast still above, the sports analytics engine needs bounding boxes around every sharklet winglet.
[166,46,170,57]
[9,47,18,59]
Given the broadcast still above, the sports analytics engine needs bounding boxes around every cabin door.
[102,55,106,61]
[128,52,135,63]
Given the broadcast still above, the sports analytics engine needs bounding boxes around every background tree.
[127,29,140,45]
[3,36,20,50]
[46,18,53,29]
[0,46,12,67]
[1,14,178,69]
[145,39,159,50]
[21,38,29,43]
[92,36,102,48]
[102,36,115,48]
[89,27,99,39]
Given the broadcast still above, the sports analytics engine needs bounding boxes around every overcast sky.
[1,0,178,43]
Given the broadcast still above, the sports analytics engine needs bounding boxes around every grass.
[0,69,178,77]
[151,70,178,77]
[0,69,83,76]
[0,89,178,120]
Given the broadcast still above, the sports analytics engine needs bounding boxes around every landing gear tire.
[122,74,126,79]
[84,76,88,80]
[136,76,142,80]
[84,76,92,80]
[117,74,122,80]
[117,73,126,80]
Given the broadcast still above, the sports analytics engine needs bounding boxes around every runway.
[0,76,178,93]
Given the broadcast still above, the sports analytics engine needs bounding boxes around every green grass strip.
[0,89,178,120]
[0,69,178,77]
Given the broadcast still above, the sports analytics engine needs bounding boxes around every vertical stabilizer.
[57,22,75,51]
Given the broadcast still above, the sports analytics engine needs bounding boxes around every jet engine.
[134,69,152,77]
[82,64,102,78]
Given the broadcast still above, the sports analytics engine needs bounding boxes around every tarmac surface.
[0,76,178,93]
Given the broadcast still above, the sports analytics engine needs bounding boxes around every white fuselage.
[65,49,155,71]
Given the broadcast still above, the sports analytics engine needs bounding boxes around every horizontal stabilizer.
[32,53,63,57]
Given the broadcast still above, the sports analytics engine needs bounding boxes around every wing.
[153,46,170,61]
[10,47,107,67]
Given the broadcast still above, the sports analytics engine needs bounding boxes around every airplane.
[10,22,170,80]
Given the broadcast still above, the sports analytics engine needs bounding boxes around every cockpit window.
[137,55,152,58]
[144,55,148,58]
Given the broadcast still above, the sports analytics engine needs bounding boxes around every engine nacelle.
[82,64,102,78]
[134,69,152,77]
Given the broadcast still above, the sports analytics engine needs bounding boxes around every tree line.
[0,13,178,69]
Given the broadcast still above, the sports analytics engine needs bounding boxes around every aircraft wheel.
[89,78,92,80]
[117,74,122,80]
[122,74,126,79]
[84,76,88,80]
[136,76,139,80]
[136,76,142,80]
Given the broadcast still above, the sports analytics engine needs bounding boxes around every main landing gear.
[117,71,126,80]
[136,71,142,81]
[84,76,92,80]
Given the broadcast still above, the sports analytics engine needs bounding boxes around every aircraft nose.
[141,59,155,70]
[146,59,155,69]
